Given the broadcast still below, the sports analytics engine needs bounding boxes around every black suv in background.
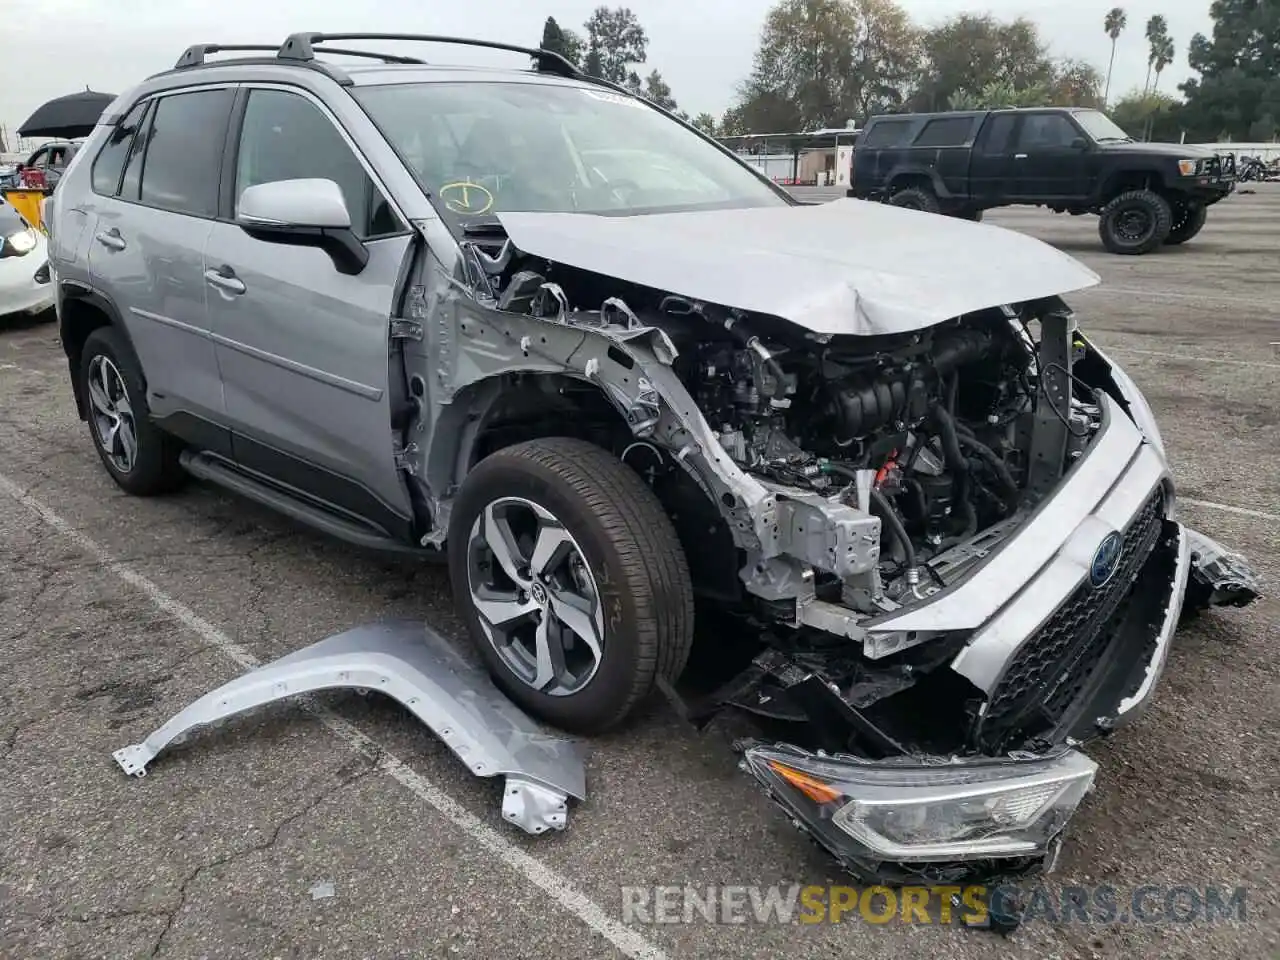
[848,107,1235,254]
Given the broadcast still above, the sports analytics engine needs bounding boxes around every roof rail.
[175,42,424,69]
[276,32,579,79]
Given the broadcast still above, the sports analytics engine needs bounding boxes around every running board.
[179,450,426,554]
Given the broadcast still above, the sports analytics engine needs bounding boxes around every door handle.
[94,228,126,251]
[204,266,246,295]
[1014,153,1028,159]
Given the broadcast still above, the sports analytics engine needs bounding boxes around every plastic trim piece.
[112,619,586,834]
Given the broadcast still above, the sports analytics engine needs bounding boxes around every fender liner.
[112,619,587,835]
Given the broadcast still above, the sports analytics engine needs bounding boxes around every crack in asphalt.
[147,761,377,957]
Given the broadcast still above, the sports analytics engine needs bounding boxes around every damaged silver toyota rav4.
[48,34,1259,884]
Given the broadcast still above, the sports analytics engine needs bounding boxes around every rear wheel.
[79,327,186,495]
[889,186,941,214]
[1098,189,1173,255]
[1164,199,1207,245]
[448,437,694,734]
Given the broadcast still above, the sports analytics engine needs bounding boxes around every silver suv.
[46,33,1256,883]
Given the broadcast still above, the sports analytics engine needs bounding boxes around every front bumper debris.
[1184,526,1262,612]
[112,619,586,835]
[739,742,1096,882]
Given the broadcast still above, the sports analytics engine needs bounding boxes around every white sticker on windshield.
[581,89,647,109]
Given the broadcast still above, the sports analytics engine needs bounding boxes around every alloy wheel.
[87,355,137,473]
[466,496,605,696]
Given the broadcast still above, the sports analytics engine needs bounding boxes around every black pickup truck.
[847,107,1235,254]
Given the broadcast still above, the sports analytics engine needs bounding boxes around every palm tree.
[1144,15,1168,94]
[1103,8,1127,105]
[1150,36,1175,92]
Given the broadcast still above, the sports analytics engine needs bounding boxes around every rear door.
[969,114,1019,204]
[88,87,235,430]
[203,85,415,538]
[1007,112,1088,200]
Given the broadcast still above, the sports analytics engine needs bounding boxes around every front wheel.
[79,326,186,495]
[1098,189,1173,255]
[1165,199,1207,245]
[448,437,694,734]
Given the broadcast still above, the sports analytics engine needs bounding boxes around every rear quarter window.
[860,120,913,149]
[913,117,975,148]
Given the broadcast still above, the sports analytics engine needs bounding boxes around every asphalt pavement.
[1,185,1277,959]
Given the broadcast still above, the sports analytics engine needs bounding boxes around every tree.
[1180,0,1280,142]
[1103,8,1127,105]
[641,70,678,111]
[735,0,919,133]
[540,16,583,65]
[1143,15,1169,93]
[1049,59,1104,108]
[1110,89,1181,141]
[582,6,648,84]
[1150,35,1175,94]
[692,112,718,136]
[914,14,1055,112]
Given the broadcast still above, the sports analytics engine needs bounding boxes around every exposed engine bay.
[677,305,1090,612]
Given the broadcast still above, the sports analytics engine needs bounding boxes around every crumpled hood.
[496,198,1100,336]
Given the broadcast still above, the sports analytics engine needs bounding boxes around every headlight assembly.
[741,743,1096,863]
[3,228,37,257]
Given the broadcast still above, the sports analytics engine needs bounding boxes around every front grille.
[977,487,1166,750]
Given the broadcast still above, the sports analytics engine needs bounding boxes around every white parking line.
[1181,497,1280,524]
[0,471,668,960]
[1101,347,1280,369]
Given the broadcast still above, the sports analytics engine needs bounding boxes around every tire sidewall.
[1100,191,1172,254]
[1166,199,1207,244]
[890,187,940,214]
[447,453,654,730]
[80,328,146,485]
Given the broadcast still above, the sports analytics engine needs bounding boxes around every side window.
[235,89,402,239]
[913,117,975,148]
[1016,114,1079,151]
[137,89,235,217]
[861,120,913,149]
[119,101,154,201]
[92,101,149,197]
[976,115,1017,155]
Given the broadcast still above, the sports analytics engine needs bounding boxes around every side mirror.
[236,178,368,275]
[1071,137,1089,150]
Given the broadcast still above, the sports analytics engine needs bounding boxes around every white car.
[0,199,54,318]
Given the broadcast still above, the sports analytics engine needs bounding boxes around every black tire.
[447,437,694,734]
[1165,199,1207,245]
[1098,189,1173,255]
[79,326,186,496]
[889,186,941,214]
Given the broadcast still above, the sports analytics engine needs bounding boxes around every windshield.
[1074,110,1132,142]
[353,81,788,224]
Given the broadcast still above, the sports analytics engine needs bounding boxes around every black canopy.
[18,90,117,139]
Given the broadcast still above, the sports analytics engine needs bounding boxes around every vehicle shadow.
[0,307,57,333]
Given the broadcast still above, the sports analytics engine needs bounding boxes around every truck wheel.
[1165,200,1207,245]
[1098,190,1173,254]
[889,187,941,214]
[448,437,694,734]
[79,326,186,496]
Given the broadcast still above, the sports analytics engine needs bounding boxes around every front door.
[203,85,415,538]
[1007,112,1090,201]
[87,88,234,429]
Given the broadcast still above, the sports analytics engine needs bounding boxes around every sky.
[1,0,1215,144]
